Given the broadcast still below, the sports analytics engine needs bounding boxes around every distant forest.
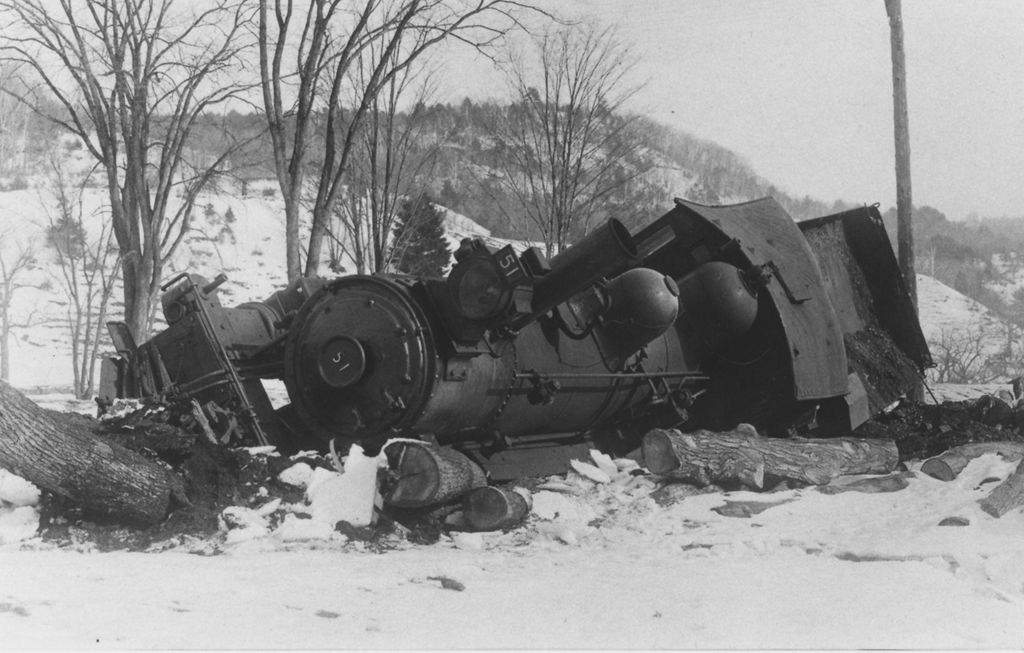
[0,98,848,231]
[5,98,1023,318]
[881,206,1024,320]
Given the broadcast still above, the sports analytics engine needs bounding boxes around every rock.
[649,483,704,507]
[711,498,793,518]
[938,516,970,527]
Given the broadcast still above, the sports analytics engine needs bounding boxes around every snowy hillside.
[0,183,294,389]
[0,184,521,390]
[918,273,1011,361]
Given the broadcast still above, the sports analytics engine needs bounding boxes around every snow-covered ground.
[2,449,1024,648]
[917,272,1011,363]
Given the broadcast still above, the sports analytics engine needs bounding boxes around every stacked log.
[382,440,486,508]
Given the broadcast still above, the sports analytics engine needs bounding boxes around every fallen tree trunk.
[642,427,899,489]
[0,381,185,525]
[920,442,1024,481]
[382,441,486,508]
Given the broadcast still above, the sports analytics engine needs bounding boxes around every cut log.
[463,486,530,531]
[383,441,486,508]
[642,427,899,489]
[920,442,1024,481]
[978,460,1024,518]
[0,381,185,525]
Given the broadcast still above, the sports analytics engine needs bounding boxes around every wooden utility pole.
[886,0,916,309]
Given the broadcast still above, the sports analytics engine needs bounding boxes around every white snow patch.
[272,514,337,542]
[0,469,40,507]
[588,449,620,478]
[277,462,314,488]
[0,506,39,544]
[307,445,383,528]
[569,459,611,484]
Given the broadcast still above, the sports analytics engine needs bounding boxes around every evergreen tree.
[439,179,461,211]
[392,193,450,277]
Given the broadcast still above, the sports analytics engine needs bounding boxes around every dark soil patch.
[854,399,1024,462]
[37,407,335,551]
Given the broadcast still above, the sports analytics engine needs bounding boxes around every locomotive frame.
[100,197,930,479]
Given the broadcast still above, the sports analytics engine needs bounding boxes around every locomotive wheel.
[282,276,437,448]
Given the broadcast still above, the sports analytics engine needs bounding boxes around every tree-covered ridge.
[1,97,844,231]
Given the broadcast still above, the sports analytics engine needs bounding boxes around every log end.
[383,442,440,507]
[920,458,956,482]
[463,486,529,532]
[641,429,680,475]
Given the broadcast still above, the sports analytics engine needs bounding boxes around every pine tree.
[393,193,450,277]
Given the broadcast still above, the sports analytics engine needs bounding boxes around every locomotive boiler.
[100,198,931,479]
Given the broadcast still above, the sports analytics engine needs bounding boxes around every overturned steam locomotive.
[100,198,931,479]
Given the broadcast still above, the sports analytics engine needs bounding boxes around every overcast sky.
[440,1,1024,220]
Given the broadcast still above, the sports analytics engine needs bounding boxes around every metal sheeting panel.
[674,198,849,400]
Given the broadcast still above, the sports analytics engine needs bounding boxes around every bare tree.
[259,0,536,281]
[0,0,258,342]
[330,45,439,274]
[42,158,121,399]
[491,24,645,258]
[0,63,32,174]
[928,326,1001,384]
[0,240,41,383]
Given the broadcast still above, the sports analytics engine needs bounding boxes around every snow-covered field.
[2,448,1024,648]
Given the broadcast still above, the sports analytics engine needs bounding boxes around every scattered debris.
[427,576,465,592]
[9,382,1024,550]
[817,472,912,495]
[711,499,793,518]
